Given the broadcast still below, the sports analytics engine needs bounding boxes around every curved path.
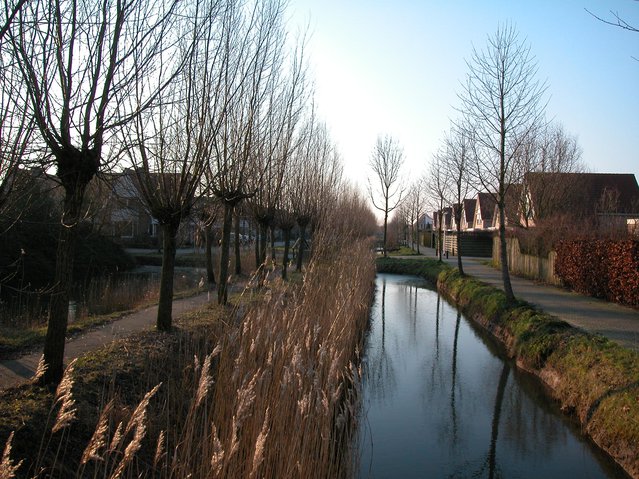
[0,292,211,391]
[412,247,639,352]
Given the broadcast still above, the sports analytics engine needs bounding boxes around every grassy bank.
[0,274,205,359]
[0,238,375,478]
[377,257,639,478]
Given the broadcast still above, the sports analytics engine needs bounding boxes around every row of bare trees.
[0,0,375,385]
[420,25,583,299]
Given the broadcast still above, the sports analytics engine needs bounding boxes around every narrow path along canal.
[356,274,629,479]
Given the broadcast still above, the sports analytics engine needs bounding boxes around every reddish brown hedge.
[555,239,639,307]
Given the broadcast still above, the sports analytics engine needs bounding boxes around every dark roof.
[452,203,462,219]
[442,207,452,228]
[477,193,496,223]
[463,198,476,225]
[504,184,523,225]
[525,172,639,220]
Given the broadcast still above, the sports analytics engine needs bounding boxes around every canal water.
[356,274,627,479]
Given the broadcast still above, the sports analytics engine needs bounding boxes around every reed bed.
[1,234,376,478]
[193,236,375,478]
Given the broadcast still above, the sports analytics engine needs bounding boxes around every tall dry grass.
[3,228,375,478]
[192,235,375,478]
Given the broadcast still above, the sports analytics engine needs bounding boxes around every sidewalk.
[410,247,639,352]
[0,292,212,391]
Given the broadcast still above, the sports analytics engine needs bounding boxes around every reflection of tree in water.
[500,368,568,458]
[366,277,396,401]
[404,283,419,348]
[424,294,444,401]
[450,310,462,447]
[470,362,511,479]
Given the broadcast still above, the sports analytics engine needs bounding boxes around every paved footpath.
[410,247,639,352]
[0,292,212,391]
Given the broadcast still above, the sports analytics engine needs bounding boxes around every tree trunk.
[270,224,276,262]
[382,210,389,257]
[218,203,233,304]
[296,222,308,271]
[42,185,84,384]
[259,221,268,267]
[254,227,260,271]
[234,208,241,275]
[488,363,510,479]
[456,218,464,276]
[416,226,421,254]
[157,221,178,331]
[498,204,514,301]
[282,227,291,280]
[204,225,216,284]
[437,212,443,262]
[41,147,99,384]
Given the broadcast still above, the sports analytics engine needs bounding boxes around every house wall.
[492,236,562,286]
[419,229,434,248]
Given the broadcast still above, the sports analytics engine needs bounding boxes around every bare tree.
[125,0,222,331]
[427,151,451,262]
[194,196,221,284]
[458,24,548,301]
[587,6,639,60]
[519,123,584,227]
[0,60,32,216]
[0,0,27,41]
[248,38,307,279]
[289,113,341,272]
[368,134,405,257]
[206,0,288,304]
[7,0,184,383]
[405,182,425,254]
[442,122,474,275]
[0,0,34,216]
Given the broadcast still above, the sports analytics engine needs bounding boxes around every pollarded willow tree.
[125,0,224,331]
[206,0,288,304]
[368,134,405,257]
[248,39,308,277]
[290,114,342,271]
[7,0,186,384]
[458,23,548,301]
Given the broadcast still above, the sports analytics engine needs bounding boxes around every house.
[473,193,496,230]
[492,184,523,230]
[522,172,639,228]
[91,169,201,248]
[417,213,433,231]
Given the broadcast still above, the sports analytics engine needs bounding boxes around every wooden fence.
[492,236,562,286]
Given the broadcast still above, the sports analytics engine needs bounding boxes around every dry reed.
[0,432,23,479]
[13,227,374,478]
[52,359,78,434]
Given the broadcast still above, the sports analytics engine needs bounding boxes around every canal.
[356,274,628,478]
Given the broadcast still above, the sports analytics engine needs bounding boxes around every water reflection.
[357,274,627,479]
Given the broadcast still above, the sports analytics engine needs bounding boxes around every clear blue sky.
[288,0,639,190]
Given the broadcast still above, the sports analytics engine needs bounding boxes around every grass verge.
[0,284,207,359]
[377,256,639,478]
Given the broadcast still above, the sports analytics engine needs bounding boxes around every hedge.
[555,239,639,308]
